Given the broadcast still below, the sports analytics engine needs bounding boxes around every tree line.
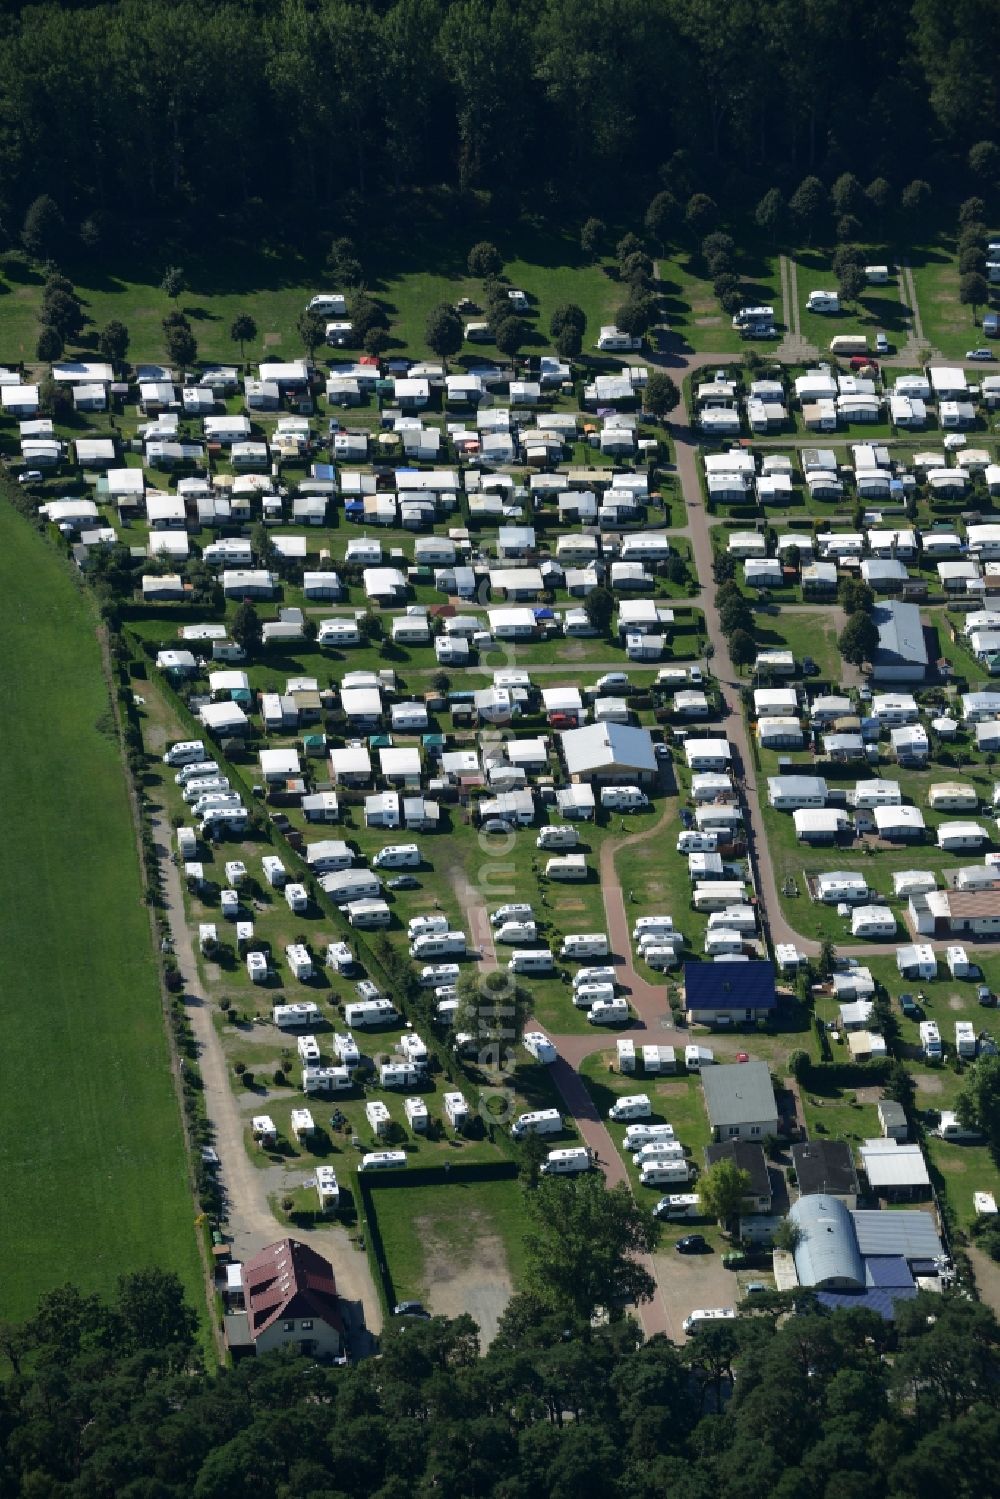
[1,1262,998,1499]
[0,0,998,248]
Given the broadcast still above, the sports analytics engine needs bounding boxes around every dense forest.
[1,1271,998,1498]
[0,0,997,244]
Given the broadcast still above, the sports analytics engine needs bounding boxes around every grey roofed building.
[791,1139,860,1202]
[704,1139,772,1211]
[851,1208,943,1262]
[701,1060,778,1141]
[560,721,657,783]
[871,600,929,682]
[789,1193,866,1288]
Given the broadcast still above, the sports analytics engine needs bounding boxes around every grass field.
[0,497,205,1331]
[0,218,624,368]
[365,1175,530,1317]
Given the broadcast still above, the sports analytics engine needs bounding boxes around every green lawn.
[909,238,997,358]
[364,1175,531,1308]
[753,609,845,683]
[659,241,783,355]
[0,219,624,367]
[0,496,205,1330]
[795,249,911,354]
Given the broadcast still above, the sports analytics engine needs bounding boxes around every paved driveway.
[651,1237,740,1341]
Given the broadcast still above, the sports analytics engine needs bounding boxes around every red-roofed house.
[240,1238,344,1356]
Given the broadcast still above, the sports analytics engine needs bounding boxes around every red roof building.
[240,1238,344,1357]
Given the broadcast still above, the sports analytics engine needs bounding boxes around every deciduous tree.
[229,312,257,361]
[838,612,878,665]
[425,303,463,362]
[98,320,130,364]
[960,271,990,323]
[467,240,502,278]
[643,371,680,419]
[523,1174,659,1320]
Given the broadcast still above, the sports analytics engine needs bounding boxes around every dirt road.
[151,810,382,1345]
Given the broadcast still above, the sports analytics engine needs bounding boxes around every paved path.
[151,810,383,1346]
[599,801,678,1023]
[539,1055,671,1337]
[777,254,816,361]
[900,259,937,362]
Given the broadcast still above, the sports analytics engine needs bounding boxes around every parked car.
[875,333,890,354]
[393,1301,431,1318]
[899,992,921,1018]
[18,470,42,484]
[200,1146,220,1168]
[675,1234,710,1254]
[967,348,995,361]
[978,985,996,1007]
[801,656,819,676]
[387,875,420,890]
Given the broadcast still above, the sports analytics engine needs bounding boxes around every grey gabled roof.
[873,601,928,670]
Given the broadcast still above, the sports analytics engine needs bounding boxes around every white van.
[933,1110,984,1141]
[677,831,719,853]
[640,1160,691,1186]
[380,1062,420,1088]
[436,998,460,1023]
[491,903,535,925]
[191,792,242,818]
[589,998,630,1025]
[657,1193,702,1220]
[163,739,207,767]
[523,1031,557,1063]
[407,914,449,940]
[685,1045,715,1070]
[637,928,682,952]
[343,998,399,1027]
[643,946,682,971]
[545,855,588,880]
[572,966,616,990]
[359,1150,408,1171]
[496,920,538,945]
[608,1094,651,1121]
[573,983,616,1009]
[183,776,231,803]
[511,1108,562,1139]
[536,825,580,850]
[807,290,839,313]
[540,1146,592,1175]
[596,325,642,352]
[409,931,467,959]
[175,759,219,785]
[560,934,609,959]
[419,963,461,988]
[830,334,869,355]
[307,293,347,316]
[373,843,420,869]
[633,1140,685,1165]
[508,949,555,974]
[634,916,674,938]
[625,1122,676,1148]
[682,1307,736,1334]
[600,786,649,811]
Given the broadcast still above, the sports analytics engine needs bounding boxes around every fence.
[357,1160,520,1315]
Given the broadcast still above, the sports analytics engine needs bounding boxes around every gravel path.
[151,810,383,1345]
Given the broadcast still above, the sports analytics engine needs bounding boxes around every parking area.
[652,1239,743,1340]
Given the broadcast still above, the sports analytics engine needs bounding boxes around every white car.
[966,348,995,361]
[18,470,43,484]
[595,672,630,693]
